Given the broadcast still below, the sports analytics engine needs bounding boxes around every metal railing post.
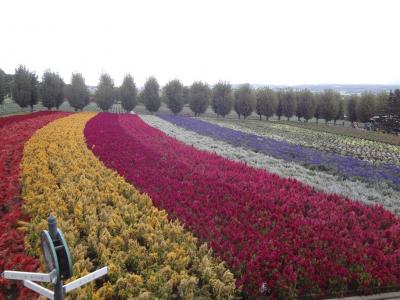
[47,216,64,300]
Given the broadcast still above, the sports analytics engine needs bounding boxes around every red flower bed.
[85,113,400,298]
[0,111,55,128]
[0,112,68,299]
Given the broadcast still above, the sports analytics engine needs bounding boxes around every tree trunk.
[259,115,262,120]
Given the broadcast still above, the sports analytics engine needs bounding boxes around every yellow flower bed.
[21,113,237,299]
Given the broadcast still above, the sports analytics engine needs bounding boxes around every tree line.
[1,65,399,129]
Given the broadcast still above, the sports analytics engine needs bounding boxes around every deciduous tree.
[143,77,161,113]
[0,69,5,104]
[164,79,184,114]
[95,73,115,111]
[12,65,33,109]
[41,70,65,110]
[357,92,376,122]
[346,95,359,123]
[334,99,344,125]
[255,87,277,120]
[211,82,233,117]
[281,89,297,121]
[189,82,210,116]
[120,74,138,112]
[320,89,340,123]
[298,89,316,122]
[67,73,89,111]
[234,84,255,119]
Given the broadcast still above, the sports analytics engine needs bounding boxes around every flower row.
[85,113,400,298]
[0,111,68,299]
[203,117,400,167]
[0,111,56,128]
[159,115,400,190]
[20,113,237,299]
[142,115,400,215]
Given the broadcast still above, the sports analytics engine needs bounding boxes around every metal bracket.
[2,270,53,283]
[24,280,54,300]
[64,267,108,293]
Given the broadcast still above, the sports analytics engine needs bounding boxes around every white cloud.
[1,0,399,86]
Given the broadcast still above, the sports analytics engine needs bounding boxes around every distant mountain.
[242,84,400,95]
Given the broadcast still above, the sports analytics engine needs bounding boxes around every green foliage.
[314,93,323,123]
[164,79,184,115]
[378,89,400,131]
[0,69,4,105]
[120,74,138,112]
[276,90,284,120]
[346,95,359,122]
[30,73,39,110]
[320,89,340,123]
[95,73,115,111]
[211,82,233,117]
[182,86,190,105]
[12,65,33,108]
[233,84,255,119]
[41,70,64,110]
[255,87,277,120]
[357,92,376,122]
[281,89,297,120]
[334,99,345,124]
[67,73,89,111]
[143,77,161,113]
[189,82,210,116]
[375,91,389,114]
[297,89,316,121]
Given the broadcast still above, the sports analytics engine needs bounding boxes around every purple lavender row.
[159,114,400,189]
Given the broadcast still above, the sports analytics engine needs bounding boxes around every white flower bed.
[203,117,400,166]
[141,115,400,215]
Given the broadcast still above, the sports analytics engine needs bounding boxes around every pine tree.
[95,73,115,111]
[120,74,138,112]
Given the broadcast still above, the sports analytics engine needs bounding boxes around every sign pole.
[2,216,107,299]
[47,216,64,300]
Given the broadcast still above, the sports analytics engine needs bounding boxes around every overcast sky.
[1,0,399,86]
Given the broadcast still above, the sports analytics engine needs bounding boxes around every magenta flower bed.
[85,113,400,299]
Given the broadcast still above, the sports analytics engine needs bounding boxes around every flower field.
[202,118,400,166]
[141,115,400,214]
[1,111,400,299]
[159,115,400,190]
[85,113,400,298]
[0,111,68,299]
